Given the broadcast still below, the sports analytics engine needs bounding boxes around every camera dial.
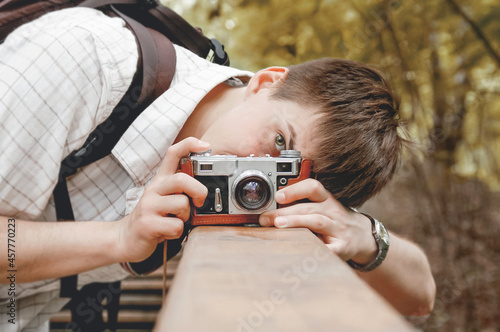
[279,150,301,158]
[189,149,212,157]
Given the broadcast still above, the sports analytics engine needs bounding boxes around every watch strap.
[347,212,390,272]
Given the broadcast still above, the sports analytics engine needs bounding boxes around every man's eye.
[275,133,286,151]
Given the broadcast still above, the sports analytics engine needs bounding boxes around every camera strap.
[162,240,168,300]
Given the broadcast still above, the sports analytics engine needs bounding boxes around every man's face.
[200,87,319,159]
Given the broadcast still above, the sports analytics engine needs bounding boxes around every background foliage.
[164,0,500,330]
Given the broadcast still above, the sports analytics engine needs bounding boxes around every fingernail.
[260,216,270,227]
[275,192,285,203]
[275,217,288,228]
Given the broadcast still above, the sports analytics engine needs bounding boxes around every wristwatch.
[347,213,390,272]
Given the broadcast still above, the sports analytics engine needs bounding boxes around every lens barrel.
[232,170,273,212]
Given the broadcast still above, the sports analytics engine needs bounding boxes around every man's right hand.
[117,137,210,263]
[0,138,210,284]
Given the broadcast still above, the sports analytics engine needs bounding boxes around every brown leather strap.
[110,5,159,106]
[191,214,260,226]
[147,27,176,101]
[111,5,176,106]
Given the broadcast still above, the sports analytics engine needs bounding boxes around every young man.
[0,7,435,331]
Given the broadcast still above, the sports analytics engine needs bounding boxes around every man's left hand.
[259,178,377,265]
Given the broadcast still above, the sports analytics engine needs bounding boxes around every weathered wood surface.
[155,226,411,332]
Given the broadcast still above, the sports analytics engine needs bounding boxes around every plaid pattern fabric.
[0,7,252,331]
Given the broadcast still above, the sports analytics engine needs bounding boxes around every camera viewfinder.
[277,162,292,173]
[200,163,213,171]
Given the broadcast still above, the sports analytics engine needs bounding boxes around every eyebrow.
[286,120,296,151]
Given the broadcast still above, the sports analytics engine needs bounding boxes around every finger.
[258,214,273,227]
[264,202,314,218]
[276,178,330,204]
[154,172,208,207]
[158,137,210,176]
[272,214,334,235]
[146,215,185,240]
[318,234,351,261]
[147,194,191,222]
[259,203,315,227]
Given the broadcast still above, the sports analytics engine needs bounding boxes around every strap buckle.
[209,38,229,66]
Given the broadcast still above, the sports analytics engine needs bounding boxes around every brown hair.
[271,58,404,207]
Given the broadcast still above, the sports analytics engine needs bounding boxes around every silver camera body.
[185,150,302,215]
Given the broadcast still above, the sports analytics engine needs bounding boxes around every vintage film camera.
[180,150,312,225]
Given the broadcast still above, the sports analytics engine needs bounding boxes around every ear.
[245,66,289,99]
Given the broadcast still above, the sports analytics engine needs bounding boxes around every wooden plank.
[155,226,411,332]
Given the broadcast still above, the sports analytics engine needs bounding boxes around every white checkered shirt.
[0,7,252,331]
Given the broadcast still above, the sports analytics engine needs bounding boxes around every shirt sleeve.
[0,7,138,220]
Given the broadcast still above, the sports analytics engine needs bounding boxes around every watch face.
[375,221,390,246]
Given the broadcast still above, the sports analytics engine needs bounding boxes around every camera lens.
[233,171,273,212]
[237,178,269,209]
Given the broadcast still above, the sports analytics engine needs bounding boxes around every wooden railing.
[155,226,411,331]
